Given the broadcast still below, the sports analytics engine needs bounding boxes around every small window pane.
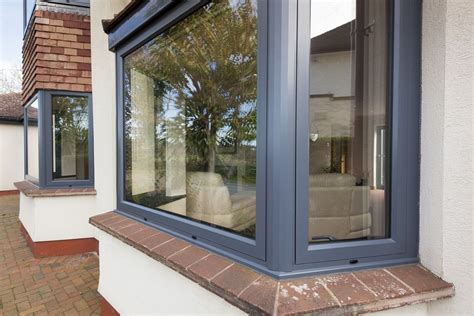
[51,96,89,181]
[123,0,258,239]
[24,0,36,30]
[308,0,390,243]
[26,99,39,179]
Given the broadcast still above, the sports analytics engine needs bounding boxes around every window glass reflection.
[123,0,258,239]
[52,96,89,181]
[308,0,390,243]
[26,99,39,179]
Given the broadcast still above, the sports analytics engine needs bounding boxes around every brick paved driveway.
[0,194,100,315]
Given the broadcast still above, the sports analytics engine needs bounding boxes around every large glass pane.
[123,0,258,239]
[308,0,390,243]
[51,96,89,181]
[26,99,39,179]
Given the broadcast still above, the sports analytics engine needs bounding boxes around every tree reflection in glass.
[124,0,258,239]
[52,96,89,180]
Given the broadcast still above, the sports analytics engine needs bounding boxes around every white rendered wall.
[19,193,96,242]
[95,228,245,315]
[420,0,473,315]
[90,0,130,214]
[0,124,24,191]
[19,193,35,238]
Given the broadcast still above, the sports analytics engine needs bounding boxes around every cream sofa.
[308,173,372,241]
[160,172,370,238]
[160,172,256,231]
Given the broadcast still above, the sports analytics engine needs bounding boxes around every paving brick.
[0,195,100,315]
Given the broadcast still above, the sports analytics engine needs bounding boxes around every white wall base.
[94,227,245,315]
[19,192,97,242]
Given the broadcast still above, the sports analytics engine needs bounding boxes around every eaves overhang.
[103,0,200,51]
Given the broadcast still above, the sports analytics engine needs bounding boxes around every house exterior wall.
[90,0,473,314]
[89,0,126,216]
[90,2,248,312]
[310,51,352,97]
[19,193,96,241]
[18,2,97,246]
[376,0,474,314]
[419,0,473,314]
[0,124,24,191]
[22,4,91,104]
[95,228,245,315]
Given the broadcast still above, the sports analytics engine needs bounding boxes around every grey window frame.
[24,94,41,184]
[23,0,36,32]
[108,0,421,278]
[114,0,268,267]
[43,0,89,7]
[295,0,421,272]
[24,90,95,189]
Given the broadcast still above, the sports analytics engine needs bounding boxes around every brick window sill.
[90,212,454,315]
[14,180,96,198]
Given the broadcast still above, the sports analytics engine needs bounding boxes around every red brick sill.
[0,190,19,196]
[14,180,96,198]
[90,212,454,315]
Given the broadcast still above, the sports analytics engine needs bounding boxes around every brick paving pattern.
[0,194,100,315]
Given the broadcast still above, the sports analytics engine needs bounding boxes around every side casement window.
[108,0,420,277]
[24,91,94,188]
[295,0,420,269]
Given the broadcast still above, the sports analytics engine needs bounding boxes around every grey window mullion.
[266,0,298,272]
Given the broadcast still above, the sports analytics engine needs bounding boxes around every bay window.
[24,91,94,188]
[109,0,420,276]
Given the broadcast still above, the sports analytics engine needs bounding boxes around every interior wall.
[130,69,156,195]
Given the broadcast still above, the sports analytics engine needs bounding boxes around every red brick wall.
[22,9,91,103]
